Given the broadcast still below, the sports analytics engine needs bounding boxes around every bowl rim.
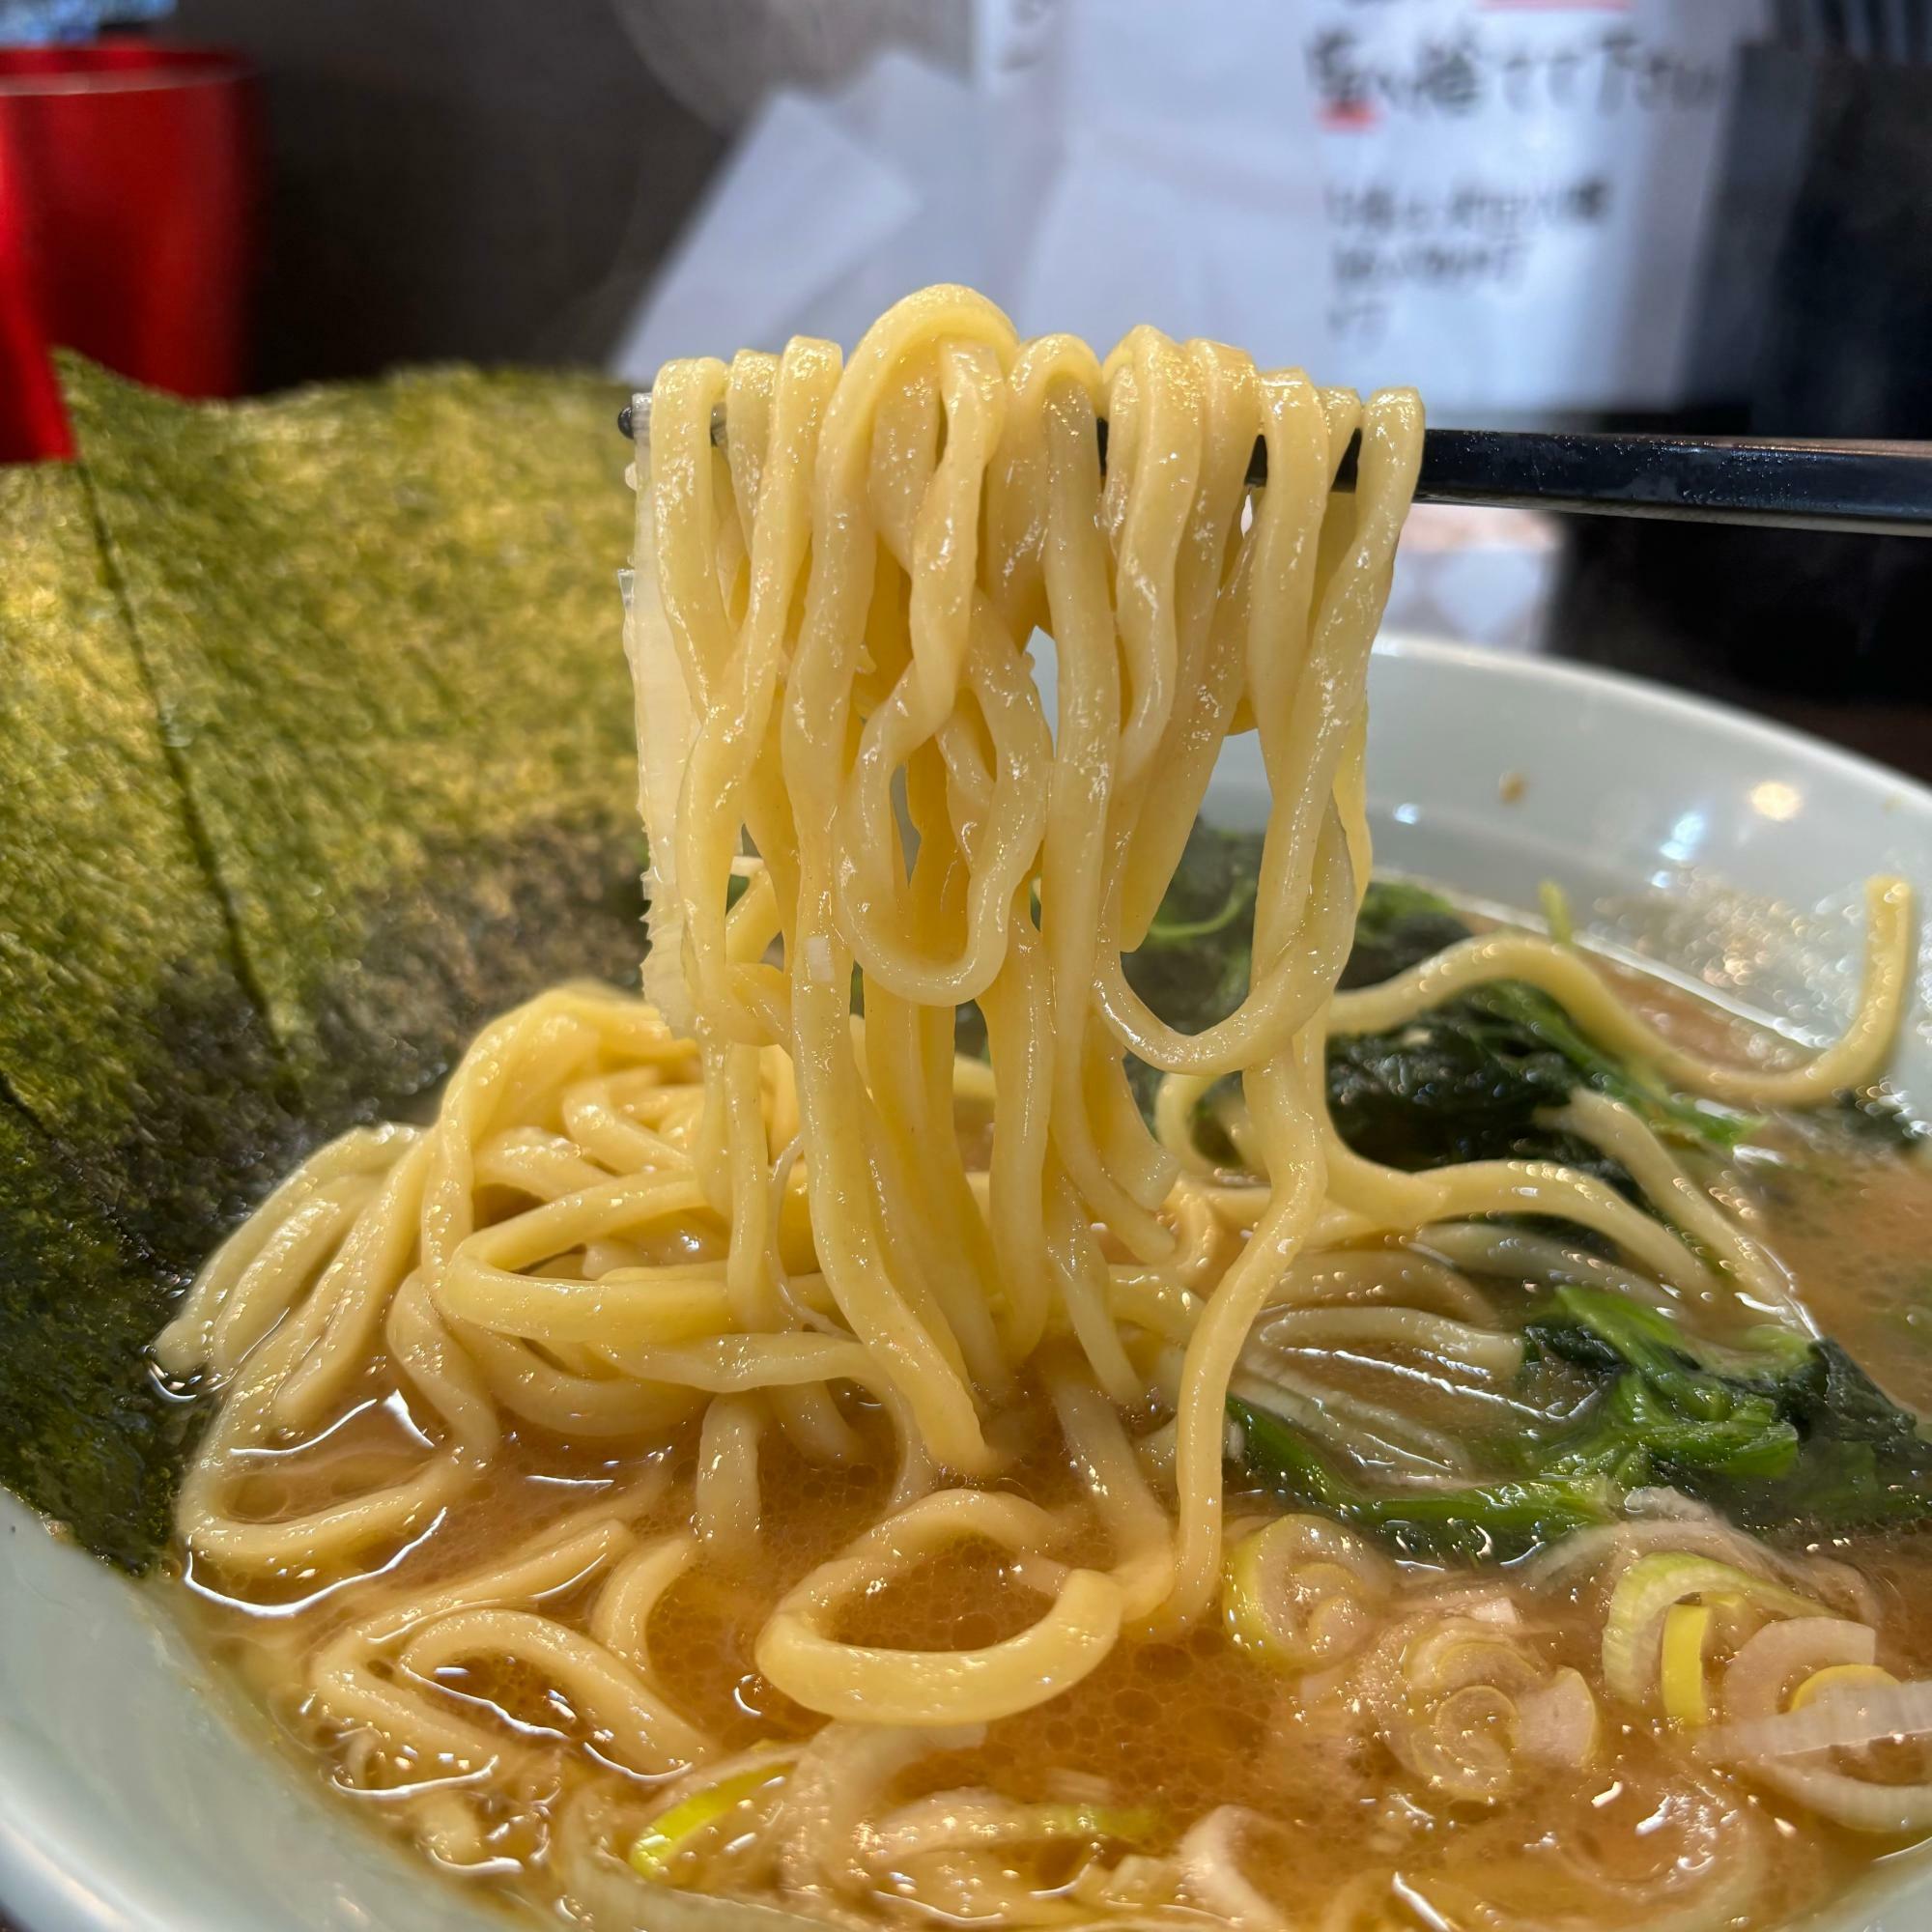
[1373,632,1932,817]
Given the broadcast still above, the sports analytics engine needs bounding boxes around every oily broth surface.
[1758,1133,1932,1415]
[170,958,1932,1931]
[178,1398,1889,1929]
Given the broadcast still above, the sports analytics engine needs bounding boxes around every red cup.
[0,40,261,461]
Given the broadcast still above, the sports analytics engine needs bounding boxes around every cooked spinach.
[1526,1287,1932,1534]
[1122,821,1264,1046]
[1229,1395,1614,1563]
[1824,1085,1924,1152]
[1323,980,1639,1191]
[1122,833,1741,1183]
[1328,882,1750,1178]
[1337,877,1472,990]
[1232,1286,1932,1562]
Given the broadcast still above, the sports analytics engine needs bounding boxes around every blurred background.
[3,0,1928,774]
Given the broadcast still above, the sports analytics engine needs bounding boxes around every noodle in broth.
[158,287,1930,1932]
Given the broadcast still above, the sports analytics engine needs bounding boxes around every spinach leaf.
[1338,878,1473,989]
[1325,881,1642,1191]
[1824,1087,1923,1152]
[1329,883,1748,1175]
[1122,822,1264,1041]
[1231,1285,1932,1562]
[1323,985,1635,1191]
[1229,1396,1614,1563]
[1525,1288,1932,1536]
[1124,851,1738,1188]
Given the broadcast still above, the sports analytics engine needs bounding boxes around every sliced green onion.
[1602,1553,1822,1709]
[1660,1602,1714,1727]
[1037,1804,1160,1845]
[1223,1515,1390,1669]
[1538,879,1576,947]
[1790,1662,1897,1712]
[629,1759,793,1883]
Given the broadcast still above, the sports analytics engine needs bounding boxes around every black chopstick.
[1387,429,1932,538]
[618,400,1932,539]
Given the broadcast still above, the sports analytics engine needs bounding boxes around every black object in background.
[170,0,726,385]
[1557,36,1932,724]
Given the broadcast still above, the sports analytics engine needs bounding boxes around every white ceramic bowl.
[4,635,1931,1932]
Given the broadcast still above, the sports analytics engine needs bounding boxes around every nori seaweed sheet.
[0,360,651,1571]
[0,462,300,1264]
[0,462,303,1571]
[0,1093,195,1572]
[63,358,648,1125]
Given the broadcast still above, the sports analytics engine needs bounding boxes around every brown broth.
[168,957,1932,1932]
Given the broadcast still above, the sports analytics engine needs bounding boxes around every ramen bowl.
[2,634,1929,1932]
